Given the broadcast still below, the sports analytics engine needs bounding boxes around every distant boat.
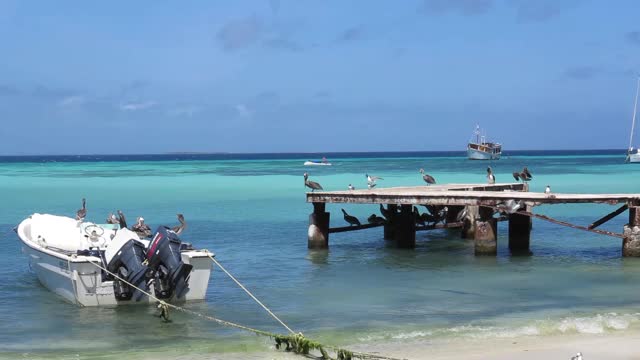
[467,125,502,160]
[304,157,332,166]
[626,77,640,163]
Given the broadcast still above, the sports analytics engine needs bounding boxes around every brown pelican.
[132,217,152,238]
[419,169,436,185]
[76,198,86,220]
[106,212,119,224]
[366,174,383,184]
[413,207,426,226]
[380,204,391,219]
[513,167,532,183]
[348,184,355,190]
[303,172,323,192]
[171,214,187,235]
[117,210,128,229]
[367,214,386,224]
[342,209,361,226]
[487,166,495,184]
[545,185,551,194]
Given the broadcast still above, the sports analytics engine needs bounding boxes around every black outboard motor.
[146,226,193,299]
[106,239,149,301]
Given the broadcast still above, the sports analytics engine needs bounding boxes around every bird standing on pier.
[419,169,436,185]
[348,184,355,190]
[486,166,495,184]
[545,185,551,194]
[76,198,86,221]
[304,172,323,192]
[342,209,361,226]
[171,213,187,235]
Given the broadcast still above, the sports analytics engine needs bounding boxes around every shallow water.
[1,151,640,359]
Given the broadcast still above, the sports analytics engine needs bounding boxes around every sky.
[0,0,639,155]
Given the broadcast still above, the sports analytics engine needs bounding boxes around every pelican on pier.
[419,169,436,185]
[342,209,361,226]
[367,214,386,224]
[513,167,532,183]
[304,172,323,192]
[487,166,495,184]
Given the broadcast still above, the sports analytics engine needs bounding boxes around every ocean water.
[1,151,640,359]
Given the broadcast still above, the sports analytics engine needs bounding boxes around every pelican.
[348,184,355,191]
[419,169,436,185]
[106,212,119,224]
[342,209,361,226]
[513,166,532,183]
[132,217,152,238]
[367,214,386,224]
[366,174,383,184]
[496,199,522,214]
[571,352,583,360]
[368,183,376,190]
[304,172,323,192]
[455,207,469,222]
[486,166,495,184]
[76,198,86,221]
[117,210,128,229]
[413,207,426,226]
[171,213,187,235]
[545,185,551,194]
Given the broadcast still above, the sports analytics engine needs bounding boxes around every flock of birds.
[75,198,187,239]
[304,166,554,227]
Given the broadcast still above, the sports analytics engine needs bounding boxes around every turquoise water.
[2,152,640,359]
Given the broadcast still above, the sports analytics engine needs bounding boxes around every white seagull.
[348,184,355,191]
[545,185,551,194]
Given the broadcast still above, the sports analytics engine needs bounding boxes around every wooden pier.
[305,183,640,257]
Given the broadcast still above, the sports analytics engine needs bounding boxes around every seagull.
[366,174,383,185]
[76,198,86,221]
[571,352,583,360]
[545,185,551,194]
[342,209,361,226]
[304,172,323,192]
[348,184,355,190]
[486,166,495,184]
[419,169,436,185]
[117,210,128,229]
[132,217,152,238]
[367,214,386,224]
[368,183,376,190]
[106,212,119,224]
[496,199,522,214]
[171,213,187,235]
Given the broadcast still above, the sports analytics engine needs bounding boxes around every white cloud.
[58,95,85,107]
[119,101,157,111]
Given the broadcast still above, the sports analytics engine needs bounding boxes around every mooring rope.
[86,258,405,360]
[206,253,296,335]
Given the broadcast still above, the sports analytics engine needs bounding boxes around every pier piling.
[394,205,416,248]
[623,205,640,257]
[308,202,330,249]
[383,204,397,240]
[509,205,532,255]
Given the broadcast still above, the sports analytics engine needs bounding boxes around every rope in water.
[87,256,405,360]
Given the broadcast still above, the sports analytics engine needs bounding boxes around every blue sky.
[0,0,639,155]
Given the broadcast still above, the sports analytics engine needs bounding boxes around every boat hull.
[467,148,501,160]
[627,152,640,163]
[304,161,331,166]
[18,217,213,306]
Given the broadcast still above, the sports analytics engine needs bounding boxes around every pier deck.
[304,183,640,257]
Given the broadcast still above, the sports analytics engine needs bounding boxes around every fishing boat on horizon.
[15,212,213,306]
[304,157,332,166]
[626,77,640,163]
[467,125,502,160]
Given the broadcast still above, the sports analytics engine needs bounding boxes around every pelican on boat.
[15,212,213,306]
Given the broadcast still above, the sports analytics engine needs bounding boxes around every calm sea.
[1,150,640,359]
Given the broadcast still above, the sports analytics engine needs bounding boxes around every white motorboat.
[467,125,502,160]
[16,213,213,306]
[304,157,332,166]
[626,77,640,163]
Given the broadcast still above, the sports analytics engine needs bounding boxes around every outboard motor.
[105,229,150,301]
[146,226,193,299]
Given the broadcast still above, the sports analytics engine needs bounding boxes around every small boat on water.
[626,77,640,163]
[467,125,502,160]
[304,157,332,166]
[15,213,213,306]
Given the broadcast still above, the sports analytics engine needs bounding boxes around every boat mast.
[628,77,640,153]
